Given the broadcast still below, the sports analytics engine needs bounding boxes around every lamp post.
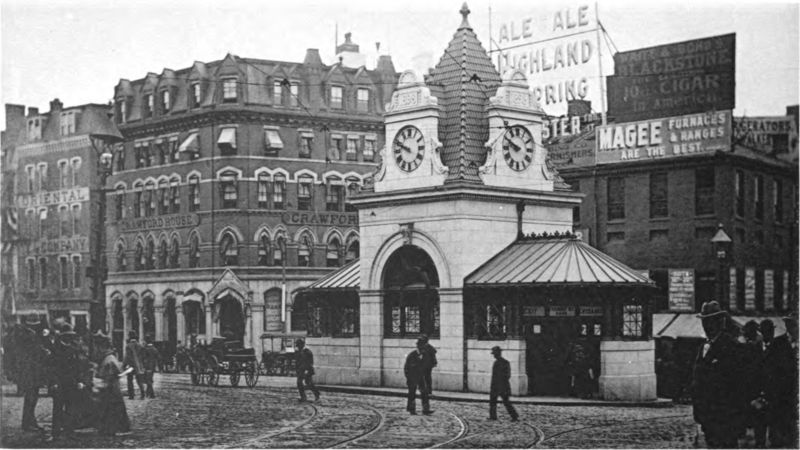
[711,223,733,309]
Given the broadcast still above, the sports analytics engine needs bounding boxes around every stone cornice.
[119,109,384,140]
[352,184,582,210]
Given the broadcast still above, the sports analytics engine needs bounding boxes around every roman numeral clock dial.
[502,126,534,172]
[392,126,425,172]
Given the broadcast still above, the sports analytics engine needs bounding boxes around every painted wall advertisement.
[729,267,738,311]
[764,269,774,311]
[493,3,603,117]
[668,269,694,312]
[595,111,732,164]
[734,116,799,163]
[745,268,756,311]
[264,290,283,332]
[607,33,736,123]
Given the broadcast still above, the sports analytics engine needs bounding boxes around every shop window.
[357,88,370,112]
[219,233,238,266]
[622,305,642,337]
[755,175,764,220]
[774,179,784,222]
[649,172,668,219]
[257,173,269,209]
[607,177,625,221]
[222,78,238,103]
[695,167,715,215]
[297,176,313,211]
[735,170,745,217]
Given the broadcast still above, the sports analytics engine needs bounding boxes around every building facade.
[104,40,399,356]
[2,100,122,332]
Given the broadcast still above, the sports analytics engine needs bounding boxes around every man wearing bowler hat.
[489,346,519,422]
[17,313,50,431]
[691,301,741,448]
[759,316,798,447]
[295,339,320,402]
[49,319,89,440]
[404,338,432,415]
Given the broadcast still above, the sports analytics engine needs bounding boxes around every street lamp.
[711,223,733,309]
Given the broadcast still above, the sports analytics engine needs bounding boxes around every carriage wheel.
[245,361,259,388]
[229,362,241,387]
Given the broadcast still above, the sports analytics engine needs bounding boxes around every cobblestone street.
[1,374,698,448]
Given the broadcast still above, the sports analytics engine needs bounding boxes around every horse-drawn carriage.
[258,333,298,377]
[190,338,259,387]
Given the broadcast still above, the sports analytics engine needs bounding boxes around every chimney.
[27,107,39,117]
[303,48,323,66]
[5,104,27,146]
[50,98,63,112]
[376,55,395,73]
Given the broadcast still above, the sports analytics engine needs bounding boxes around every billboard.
[734,116,799,163]
[668,269,694,312]
[493,3,603,117]
[607,33,736,123]
[595,110,732,164]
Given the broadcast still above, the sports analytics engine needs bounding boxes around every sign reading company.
[668,269,694,312]
[16,187,89,208]
[494,3,601,116]
[120,214,199,232]
[596,111,731,164]
[607,33,736,123]
[23,237,89,255]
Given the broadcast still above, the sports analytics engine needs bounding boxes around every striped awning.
[304,258,360,291]
[466,237,654,286]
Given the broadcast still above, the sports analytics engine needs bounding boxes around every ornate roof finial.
[459,2,471,29]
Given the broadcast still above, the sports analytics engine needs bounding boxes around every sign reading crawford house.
[119,214,199,232]
[607,33,736,123]
[596,111,732,164]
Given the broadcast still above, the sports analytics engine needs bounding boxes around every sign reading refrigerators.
[607,33,736,123]
[596,111,732,164]
[494,4,601,116]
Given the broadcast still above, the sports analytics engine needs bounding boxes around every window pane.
[331,86,343,109]
[607,177,625,220]
[649,173,668,219]
[223,79,237,101]
[405,306,421,333]
[623,305,642,337]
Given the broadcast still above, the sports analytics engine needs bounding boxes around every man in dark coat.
[420,335,437,395]
[404,338,432,415]
[17,314,50,431]
[489,346,519,422]
[49,320,88,440]
[760,318,798,448]
[142,339,160,399]
[123,331,146,400]
[295,339,320,402]
[691,301,742,449]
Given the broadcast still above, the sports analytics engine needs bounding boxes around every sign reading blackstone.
[668,269,694,312]
[16,187,89,208]
[607,33,736,123]
[120,214,199,232]
[596,111,731,164]
[494,3,602,116]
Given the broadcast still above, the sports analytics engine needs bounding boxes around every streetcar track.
[326,403,386,449]
[523,421,545,448]
[223,399,320,449]
[427,412,469,449]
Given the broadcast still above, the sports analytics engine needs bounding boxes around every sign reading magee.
[608,33,736,123]
[494,3,602,116]
[16,187,89,208]
[596,111,731,164]
[120,214,199,232]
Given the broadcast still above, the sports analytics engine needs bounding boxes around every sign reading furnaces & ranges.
[120,214,199,232]
[596,111,731,164]
[16,187,89,208]
[607,33,736,123]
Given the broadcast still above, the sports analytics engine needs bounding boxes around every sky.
[1,0,798,128]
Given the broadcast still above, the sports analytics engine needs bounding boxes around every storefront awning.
[218,128,236,149]
[657,313,706,339]
[465,237,654,286]
[304,258,360,291]
[178,132,199,153]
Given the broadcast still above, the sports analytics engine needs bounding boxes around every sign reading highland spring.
[607,33,736,123]
[596,110,732,164]
[494,3,602,117]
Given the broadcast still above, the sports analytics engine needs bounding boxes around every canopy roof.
[304,258,360,291]
[465,235,654,287]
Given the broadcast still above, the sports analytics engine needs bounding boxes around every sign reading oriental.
[16,187,89,208]
[596,111,731,164]
[608,33,736,123]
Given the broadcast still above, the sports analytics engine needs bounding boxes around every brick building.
[2,100,122,332]
[105,37,399,355]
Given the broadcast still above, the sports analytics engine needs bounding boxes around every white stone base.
[598,340,657,401]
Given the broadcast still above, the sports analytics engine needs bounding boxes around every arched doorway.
[128,296,140,339]
[215,294,245,342]
[165,295,177,344]
[112,298,124,356]
[184,301,205,344]
[382,246,440,338]
[142,296,156,343]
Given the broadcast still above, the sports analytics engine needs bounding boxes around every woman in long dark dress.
[95,338,130,436]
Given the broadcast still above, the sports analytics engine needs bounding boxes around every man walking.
[760,318,798,447]
[295,339,320,402]
[691,301,741,448]
[420,335,437,395]
[404,338,432,415]
[123,331,146,400]
[143,339,160,399]
[50,320,85,440]
[489,346,519,422]
[17,314,49,431]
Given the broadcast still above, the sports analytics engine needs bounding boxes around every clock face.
[392,126,425,172]
[502,126,534,172]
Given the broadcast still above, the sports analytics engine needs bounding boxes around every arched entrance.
[215,293,245,342]
[142,296,156,343]
[165,295,177,344]
[382,246,440,338]
[112,298,124,356]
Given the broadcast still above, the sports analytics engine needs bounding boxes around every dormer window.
[273,81,283,106]
[191,82,201,108]
[160,90,171,112]
[144,94,154,118]
[117,99,127,124]
[357,88,370,112]
[222,78,238,103]
[331,86,343,109]
[60,111,75,136]
[290,83,299,107]
[27,118,42,141]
